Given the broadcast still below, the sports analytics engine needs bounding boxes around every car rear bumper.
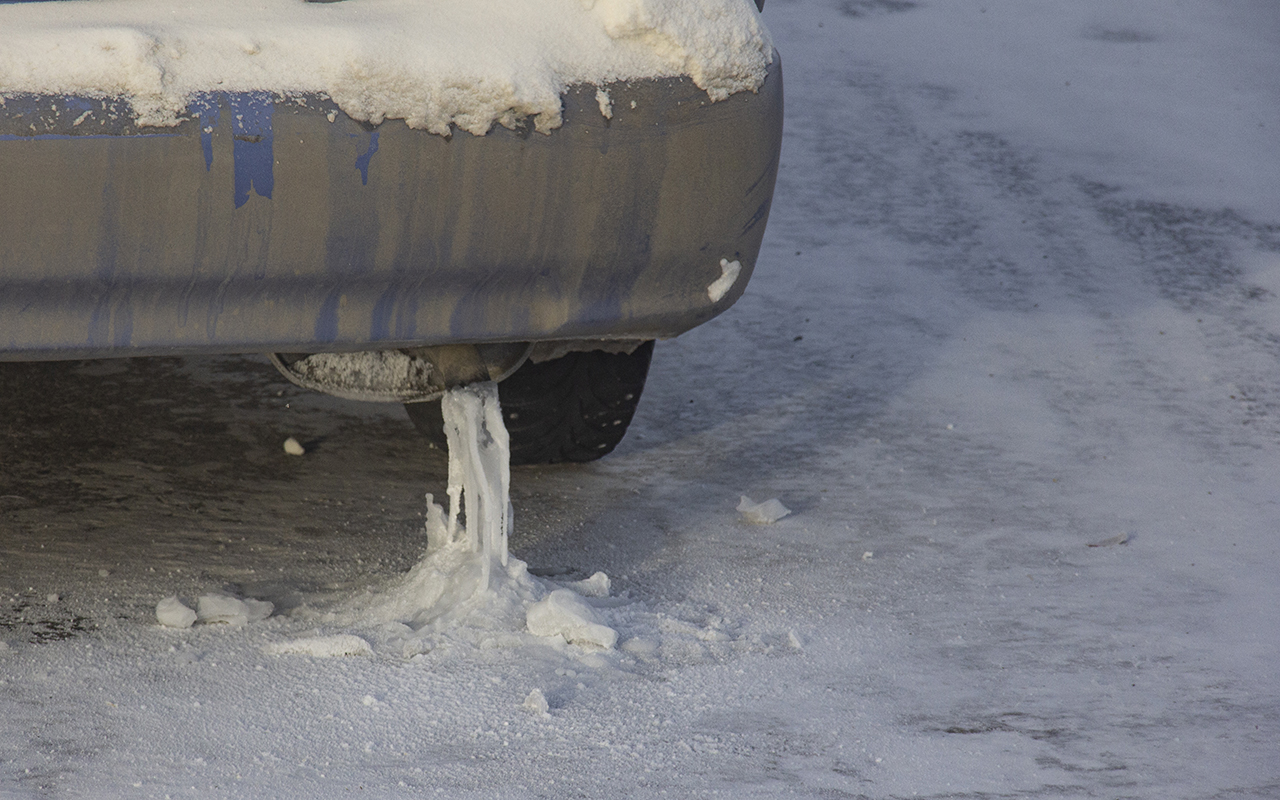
[0,56,782,361]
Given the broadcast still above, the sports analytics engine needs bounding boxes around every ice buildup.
[439,382,511,593]
[312,381,620,653]
[349,382,535,629]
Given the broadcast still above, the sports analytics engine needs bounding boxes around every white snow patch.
[526,589,618,649]
[0,0,772,135]
[264,635,373,658]
[707,258,742,303]
[737,495,790,524]
[155,596,197,629]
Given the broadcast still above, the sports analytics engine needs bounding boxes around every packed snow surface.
[0,0,773,133]
[263,634,373,657]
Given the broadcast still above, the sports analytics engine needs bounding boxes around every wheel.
[405,341,654,465]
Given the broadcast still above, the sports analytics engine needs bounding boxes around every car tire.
[405,341,654,465]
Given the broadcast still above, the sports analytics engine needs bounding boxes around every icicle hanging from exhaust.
[439,381,510,593]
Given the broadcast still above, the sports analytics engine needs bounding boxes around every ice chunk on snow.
[197,595,248,625]
[264,635,373,658]
[737,495,791,524]
[283,437,306,456]
[563,571,611,598]
[527,589,618,649]
[707,259,742,302]
[196,594,273,626]
[243,598,275,622]
[155,596,197,629]
[522,688,550,715]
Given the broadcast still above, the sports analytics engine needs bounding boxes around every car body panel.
[0,57,782,361]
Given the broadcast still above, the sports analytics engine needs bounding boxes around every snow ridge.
[0,0,773,134]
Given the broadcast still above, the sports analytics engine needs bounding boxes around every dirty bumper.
[0,59,782,360]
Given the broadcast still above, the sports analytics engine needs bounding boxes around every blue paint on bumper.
[230,94,274,207]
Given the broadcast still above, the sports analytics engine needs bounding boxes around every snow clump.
[155,596,198,629]
[526,589,619,649]
[737,495,791,524]
[522,688,550,715]
[196,593,274,626]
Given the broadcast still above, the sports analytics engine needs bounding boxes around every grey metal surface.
[0,58,783,361]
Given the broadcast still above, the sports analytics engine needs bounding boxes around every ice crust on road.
[0,0,773,134]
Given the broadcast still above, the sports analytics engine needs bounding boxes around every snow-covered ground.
[2,0,1278,796]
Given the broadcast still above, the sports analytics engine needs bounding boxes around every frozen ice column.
[439,382,511,593]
